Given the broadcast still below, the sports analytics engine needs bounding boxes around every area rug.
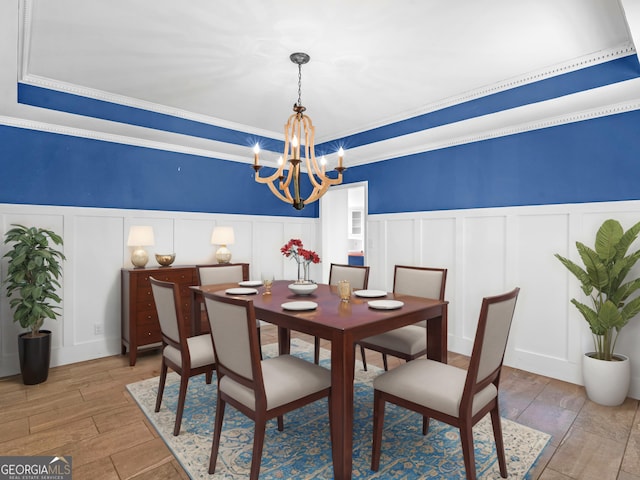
[126,339,550,479]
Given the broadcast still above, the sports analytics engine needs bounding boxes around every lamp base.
[216,246,232,264]
[131,247,149,268]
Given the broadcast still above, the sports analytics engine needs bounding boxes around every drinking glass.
[338,280,351,302]
[262,272,274,295]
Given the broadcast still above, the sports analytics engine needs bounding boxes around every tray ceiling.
[18,0,640,164]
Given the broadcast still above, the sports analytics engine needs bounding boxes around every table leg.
[277,326,291,355]
[330,333,356,480]
[426,304,448,363]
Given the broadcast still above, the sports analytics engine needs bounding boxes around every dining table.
[190,280,448,480]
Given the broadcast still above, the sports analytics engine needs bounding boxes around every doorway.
[319,182,368,283]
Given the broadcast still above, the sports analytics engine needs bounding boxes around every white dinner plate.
[239,280,263,287]
[225,287,258,295]
[281,301,318,311]
[368,300,404,310]
[354,289,388,298]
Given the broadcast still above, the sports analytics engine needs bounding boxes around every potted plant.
[555,218,640,405]
[3,224,65,385]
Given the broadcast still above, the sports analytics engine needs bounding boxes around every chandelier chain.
[297,63,303,107]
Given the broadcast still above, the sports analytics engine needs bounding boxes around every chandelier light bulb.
[253,143,260,168]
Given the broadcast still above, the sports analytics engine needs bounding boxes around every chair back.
[393,265,447,300]
[329,263,370,290]
[196,263,249,285]
[203,293,263,388]
[149,277,186,349]
[464,287,520,397]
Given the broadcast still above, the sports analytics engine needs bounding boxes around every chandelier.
[252,52,345,210]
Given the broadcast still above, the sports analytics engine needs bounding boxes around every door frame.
[320,181,368,283]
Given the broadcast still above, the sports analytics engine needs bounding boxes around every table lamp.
[211,226,235,264]
[127,225,155,268]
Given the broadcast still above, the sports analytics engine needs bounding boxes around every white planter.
[582,353,631,406]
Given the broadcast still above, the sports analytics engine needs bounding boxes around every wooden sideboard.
[121,265,197,366]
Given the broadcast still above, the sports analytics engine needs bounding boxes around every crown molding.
[332,43,637,139]
[18,43,636,145]
[4,81,640,169]
[342,80,640,167]
[0,114,251,164]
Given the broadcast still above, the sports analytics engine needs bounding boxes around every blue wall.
[345,109,640,214]
[3,108,640,217]
[4,55,640,217]
[0,126,316,217]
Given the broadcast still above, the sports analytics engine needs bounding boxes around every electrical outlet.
[94,324,103,335]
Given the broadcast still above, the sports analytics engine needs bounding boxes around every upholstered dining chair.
[203,292,332,479]
[196,262,268,358]
[357,265,447,371]
[196,262,249,286]
[371,287,520,480]
[149,277,216,436]
[312,263,371,364]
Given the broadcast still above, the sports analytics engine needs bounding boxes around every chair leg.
[208,396,226,474]
[360,345,368,371]
[490,406,508,478]
[459,421,477,480]
[422,416,430,435]
[205,367,213,384]
[155,360,168,412]
[250,416,267,480]
[173,373,190,436]
[328,393,334,450]
[371,390,386,471]
[314,336,320,364]
[277,415,284,431]
[382,353,389,371]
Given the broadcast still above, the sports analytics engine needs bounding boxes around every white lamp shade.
[211,226,235,245]
[127,226,155,246]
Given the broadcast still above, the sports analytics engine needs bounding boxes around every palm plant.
[3,224,65,336]
[555,219,640,361]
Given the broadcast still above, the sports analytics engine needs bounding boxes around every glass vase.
[297,261,311,284]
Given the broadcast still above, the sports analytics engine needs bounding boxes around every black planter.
[18,330,52,385]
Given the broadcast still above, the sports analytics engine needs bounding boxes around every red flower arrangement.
[281,239,320,283]
[280,239,321,265]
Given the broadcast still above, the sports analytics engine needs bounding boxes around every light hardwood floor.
[0,326,638,480]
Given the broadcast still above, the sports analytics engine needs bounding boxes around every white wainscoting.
[0,203,318,378]
[365,200,640,400]
[1,201,639,400]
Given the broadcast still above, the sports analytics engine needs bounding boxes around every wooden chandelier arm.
[305,172,343,204]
